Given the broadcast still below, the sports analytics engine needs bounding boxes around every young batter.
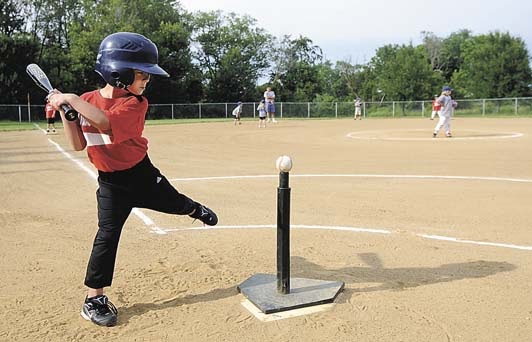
[48,32,218,327]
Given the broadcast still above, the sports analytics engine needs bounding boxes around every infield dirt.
[1,118,532,341]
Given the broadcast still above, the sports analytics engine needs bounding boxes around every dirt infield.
[1,117,532,341]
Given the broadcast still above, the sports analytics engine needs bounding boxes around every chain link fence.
[3,98,532,122]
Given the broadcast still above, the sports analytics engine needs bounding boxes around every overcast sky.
[179,0,532,64]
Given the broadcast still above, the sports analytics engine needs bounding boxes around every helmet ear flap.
[108,69,135,89]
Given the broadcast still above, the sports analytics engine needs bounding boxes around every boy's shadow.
[118,287,236,324]
[117,253,515,324]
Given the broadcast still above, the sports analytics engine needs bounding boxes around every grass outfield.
[0,121,37,131]
[2,115,532,132]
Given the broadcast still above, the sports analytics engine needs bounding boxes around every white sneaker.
[272,119,277,123]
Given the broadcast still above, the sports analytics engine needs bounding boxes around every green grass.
[3,114,532,132]
[0,121,39,131]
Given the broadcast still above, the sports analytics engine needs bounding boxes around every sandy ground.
[1,117,532,341]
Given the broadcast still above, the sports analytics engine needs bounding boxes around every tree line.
[1,0,531,105]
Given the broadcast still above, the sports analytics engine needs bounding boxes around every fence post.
[253,102,256,118]
[171,104,174,120]
[482,99,486,116]
[18,106,22,122]
[225,103,228,118]
[27,93,31,122]
[392,102,395,118]
[335,102,338,118]
[515,98,518,115]
[421,101,425,117]
[280,102,283,118]
[307,102,310,118]
[199,103,202,119]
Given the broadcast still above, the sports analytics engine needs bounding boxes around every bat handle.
[61,105,78,121]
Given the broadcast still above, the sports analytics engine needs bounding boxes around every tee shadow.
[116,253,515,324]
[291,253,516,298]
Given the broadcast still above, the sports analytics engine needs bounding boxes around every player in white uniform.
[354,97,362,120]
[433,86,454,138]
[232,101,242,125]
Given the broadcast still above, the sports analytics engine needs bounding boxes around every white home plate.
[241,298,336,321]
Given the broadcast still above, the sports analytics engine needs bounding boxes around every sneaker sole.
[80,310,90,321]
[81,309,117,326]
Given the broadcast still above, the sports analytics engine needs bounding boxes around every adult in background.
[433,86,454,138]
[45,101,57,133]
[263,86,277,123]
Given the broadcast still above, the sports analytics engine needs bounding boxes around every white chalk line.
[37,125,532,250]
[161,224,392,235]
[169,174,532,184]
[346,129,523,141]
[418,234,532,251]
[36,124,167,235]
[154,224,532,252]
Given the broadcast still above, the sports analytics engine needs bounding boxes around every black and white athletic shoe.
[190,203,218,226]
[81,295,118,327]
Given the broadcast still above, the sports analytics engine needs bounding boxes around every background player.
[257,100,266,127]
[430,95,441,120]
[354,97,362,120]
[232,101,242,125]
[433,86,454,138]
[45,101,57,133]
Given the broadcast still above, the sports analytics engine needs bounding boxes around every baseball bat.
[26,64,78,121]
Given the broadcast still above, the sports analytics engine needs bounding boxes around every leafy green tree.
[192,11,271,102]
[0,34,40,103]
[0,0,25,35]
[453,31,532,98]
[21,0,85,90]
[68,0,200,102]
[439,29,472,81]
[366,44,443,102]
[269,35,323,101]
[421,31,443,70]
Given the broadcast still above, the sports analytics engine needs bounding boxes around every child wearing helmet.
[47,32,218,327]
[432,86,454,138]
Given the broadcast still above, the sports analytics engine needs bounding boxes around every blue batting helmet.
[442,85,453,92]
[95,32,169,88]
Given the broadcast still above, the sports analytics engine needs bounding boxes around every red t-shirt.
[45,103,56,119]
[432,100,442,111]
[80,89,149,172]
